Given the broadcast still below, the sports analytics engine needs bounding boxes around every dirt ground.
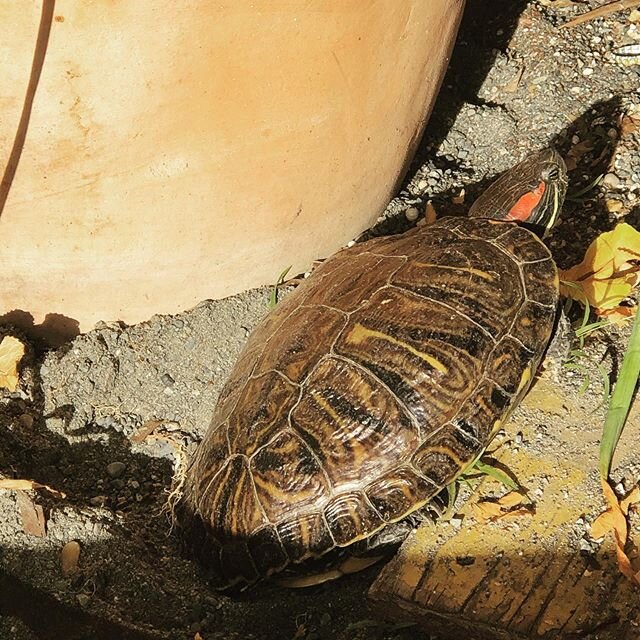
[1,1,640,639]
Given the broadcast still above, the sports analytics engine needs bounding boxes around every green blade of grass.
[472,459,519,491]
[268,266,292,308]
[600,309,640,479]
[565,173,603,202]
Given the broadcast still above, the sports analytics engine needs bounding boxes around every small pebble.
[61,540,81,576]
[602,173,622,189]
[405,207,420,222]
[106,461,126,478]
[582,67,594,76]
[161,373,175,386]
[18,414,34,428]
[89,495,108,507]
[606,199,623,213]
[76,594,91,607]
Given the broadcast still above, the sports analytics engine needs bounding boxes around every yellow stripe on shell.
[347,323,448,374]
[412,263,496,281]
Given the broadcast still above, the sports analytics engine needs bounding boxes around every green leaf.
[600,308,640,479]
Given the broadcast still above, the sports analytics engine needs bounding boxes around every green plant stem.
[600,309,640,479]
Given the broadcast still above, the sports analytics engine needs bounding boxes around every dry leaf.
[590,479,640,585]
[560,0,640,29]
[559,223,640,317]
[131,419,165,443]
[537,0,580,7]
[424,201,437,225]
[16,490,46,537]
[470,491,534,522]
[0,336,25,391]
[564,140,594,172]
[61,540,81,576]
[503,67,525,93]
[620,113,640,137]
[0,477,66,499]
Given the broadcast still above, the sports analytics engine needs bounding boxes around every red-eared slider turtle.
[179,149,568,590]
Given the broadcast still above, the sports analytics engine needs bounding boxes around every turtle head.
[469,148,568,235]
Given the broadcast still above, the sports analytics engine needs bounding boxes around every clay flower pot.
[0,1,464,342]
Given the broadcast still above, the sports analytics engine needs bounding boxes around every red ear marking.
[506,181,546,221]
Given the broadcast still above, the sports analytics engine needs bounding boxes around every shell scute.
[291,357,419,487]
[520,258,558,307]
[276,511,334,563]
[411,423,481,486]
[299,251,406,312]
[226,371,298,457]
[391,236,524,338]
[494,224,554,263]
[323,491,383,546]
[199,456,267,540]
[250,430,330,521]
[510,300,557,353]
[365,466,438,522]
[334,286,489,427]
[247,526,289,577]
[253,305,346,382]
[487,337,536,395]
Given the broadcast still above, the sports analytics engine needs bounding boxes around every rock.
[17,414,34,428]
[161,373,175,386]
[603,173,622,189]
[106,461,126,478]
[405,207,420,222]
[76,593,91,607]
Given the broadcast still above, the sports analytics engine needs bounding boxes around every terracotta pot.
[0,1,464,342]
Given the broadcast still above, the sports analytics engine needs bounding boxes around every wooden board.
[369,376,640,639]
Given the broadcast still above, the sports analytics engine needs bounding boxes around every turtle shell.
[181,216,558,589]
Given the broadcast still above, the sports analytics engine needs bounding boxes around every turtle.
[179,148,568,590]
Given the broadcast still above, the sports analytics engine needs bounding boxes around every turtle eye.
[542,165,560,182]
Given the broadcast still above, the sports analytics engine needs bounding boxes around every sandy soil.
[1,1,639,639]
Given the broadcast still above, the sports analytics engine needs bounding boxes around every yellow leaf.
[590,478,640,586]
[470,501,503,521]
[598,305,637,324]
[0,478,66,499]
[470,491,533,522]
[560,223,640,316]
[621,485,640,515]
[0,336,25,391]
